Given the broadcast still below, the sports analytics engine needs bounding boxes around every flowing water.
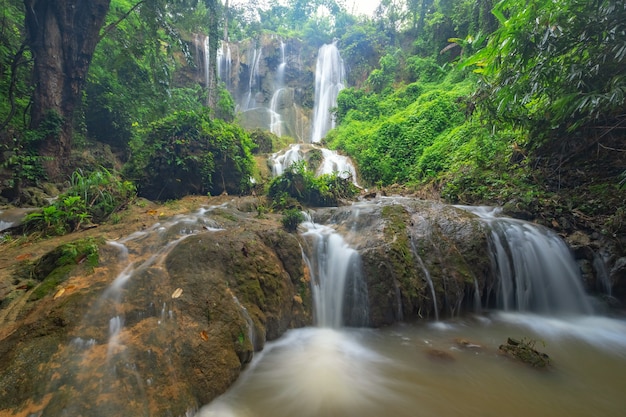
[311,41,346,143]
[196,208,626,417]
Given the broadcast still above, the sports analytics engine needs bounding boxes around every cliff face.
[216,35,318,141]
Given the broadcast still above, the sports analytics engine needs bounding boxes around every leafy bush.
[281,208,304,232]
[126,110,255,200]
[24,167,136,236]
[267,160,359,207]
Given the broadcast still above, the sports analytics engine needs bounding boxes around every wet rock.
[498,337,551,368]
[425,348,455,362]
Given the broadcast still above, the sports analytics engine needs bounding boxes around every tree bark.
[24,0,110,180]
[206,0,220,113]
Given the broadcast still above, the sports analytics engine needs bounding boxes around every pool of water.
[196,313,626,417]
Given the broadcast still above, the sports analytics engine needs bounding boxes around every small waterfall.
[242,46,263,111]
[269,41,288,136]
[276,40,286,86]
[465,206,594,315]
[316,148,358,185]
[269,88,285,136]
[217,42,232,89]
[269,144,359,186]
[410,238,439,320]
[269,144,303,176]
[301,221,368,328]
[311,41,346,143]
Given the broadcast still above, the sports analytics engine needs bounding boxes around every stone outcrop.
[310,198,493,326]
[0,199,311,417]
[0,195,611,416]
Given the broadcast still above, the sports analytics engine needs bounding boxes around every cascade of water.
[464,206,594,315]
[301,221,368,328]
[311,42,346,143]
[276,40,286,87]
[203,35,210,92]
[217,42,232,89]
[316,147,358,185]
[269,144,303,176]
[269,88,285,136]
[269,41,288,136]
[242,47,263,111]
[410,238,439,320]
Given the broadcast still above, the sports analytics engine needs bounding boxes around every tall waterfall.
[311,42,346,143]
[269,41,287,136]
[302,221,368,328]
[465,206,594,315]
[217,42,232,89]
[242,46,263,111]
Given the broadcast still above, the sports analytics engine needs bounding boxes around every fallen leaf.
[53,288,66,299]
[15,253,32,261]
[171,288,183,299]
[146,210,158,216]
[200,330,209,341]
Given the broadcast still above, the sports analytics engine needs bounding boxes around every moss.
[499,337,551,368]
[29,237,102,301]
[381,205,423,300]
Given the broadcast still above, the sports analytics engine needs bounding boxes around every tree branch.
[98,0,145,42]
[0,43,28,131]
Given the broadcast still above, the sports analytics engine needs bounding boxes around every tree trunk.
[24,0,110,180]
[223,0,229,42]
[206,0,220,113]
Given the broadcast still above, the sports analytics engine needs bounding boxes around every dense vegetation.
[0,0,624,237]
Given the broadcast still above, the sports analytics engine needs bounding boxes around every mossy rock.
[499,337,551,368]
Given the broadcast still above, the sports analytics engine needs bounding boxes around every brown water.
[196,313,626,417]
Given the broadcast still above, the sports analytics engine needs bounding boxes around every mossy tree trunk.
[24,0,110,180]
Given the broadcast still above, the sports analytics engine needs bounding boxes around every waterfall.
[465,206,594,315]
[242,46,263,111]
[269,41,288,136]
[269,144,359,186]
[316,148,358,185]
[269,144,303,176]
[311,42,346,143]
[301,221,368,328]
[217,42,232,89]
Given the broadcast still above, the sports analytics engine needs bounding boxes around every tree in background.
[467,0,626,141]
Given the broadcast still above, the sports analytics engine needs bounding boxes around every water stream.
[195,207,626,417]
[311,41,346,143]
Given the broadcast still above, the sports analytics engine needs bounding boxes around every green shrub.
[267,160,359,207]
[24,167,135,236]
[281,208,304,232]
[126,110,256,200]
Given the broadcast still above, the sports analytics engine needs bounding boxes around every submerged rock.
[499,337,551,368]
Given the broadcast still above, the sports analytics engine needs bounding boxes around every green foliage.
[281,208,305,232]
[329,78,473,186]
[405,56,445,83]
[465,0,626,137]
[267,160,359,207]
[0,0,32,131]
[24,168,136,236]
[126,110,255,200]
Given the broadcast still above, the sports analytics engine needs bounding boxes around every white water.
[269,144,359,185]
[196,314,626,417]
[311,41,346,143]
[316,148,358,184]
[301,221,368,328]
[196,202,626,417]
[463,206,594,315]
[269,88,286,136]
[269,143,303,176]
[217,42,232,89]
[242,46,263,111]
